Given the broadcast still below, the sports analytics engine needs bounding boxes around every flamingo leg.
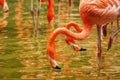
[97,25,102,69]
[58,0,60,24]
[30,0,37,32]
[108,18,120,50]
[102,23,108,37]
[68,0,72,7]
[117,18,119,28]
[36,0,41,32]
[108,28,120,50]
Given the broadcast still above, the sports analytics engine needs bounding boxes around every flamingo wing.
[80,0,120,24]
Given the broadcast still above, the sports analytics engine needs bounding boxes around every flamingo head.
[46,45,61,69]
[49,57,61,69]
[2,1,9,13]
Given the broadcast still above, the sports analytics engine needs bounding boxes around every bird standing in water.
[46,0,120,69]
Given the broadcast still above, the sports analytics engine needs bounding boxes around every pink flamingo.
[46,0,120,69]
[0,0,9,13]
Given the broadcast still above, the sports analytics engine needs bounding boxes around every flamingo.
[30,0,54,24]
[46,0,120,69]
[0,0,9,13]
[47,0,73,23]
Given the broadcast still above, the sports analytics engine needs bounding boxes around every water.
[0,0,120,79]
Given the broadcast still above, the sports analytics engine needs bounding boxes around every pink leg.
[30,0,37,32]
[108,28,120,50]
[68,0,73,7]
[102,23,109,37]
[97,25,102,69]
[108,18,120,50]
[117,18,119,28]
[36,0,41,31]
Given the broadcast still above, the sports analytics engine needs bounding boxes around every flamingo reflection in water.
[46,0,120,69]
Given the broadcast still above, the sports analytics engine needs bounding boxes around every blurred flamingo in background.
[30,0,54,30]
[47,0,73,23]
[30,0,44,32]
[46,0,120,69]
[47,0,54,23]
[0,0,9,13]
[37,0,74,24]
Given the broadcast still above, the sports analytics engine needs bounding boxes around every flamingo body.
[80,0,120,25]
[47,0,120,69]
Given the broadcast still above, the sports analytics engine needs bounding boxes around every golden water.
[0,0,120,79]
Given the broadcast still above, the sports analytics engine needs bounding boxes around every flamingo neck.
[66,22,83,32]
[47,0,54,23]
[48,0,54,6]
[49,23,92,46]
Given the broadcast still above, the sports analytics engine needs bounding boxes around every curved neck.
[66,22,83,32]
[48,0,54,6]
[47,0,54,23]
[49,24,92,46]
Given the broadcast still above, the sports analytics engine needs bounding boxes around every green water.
[0,0,120,79]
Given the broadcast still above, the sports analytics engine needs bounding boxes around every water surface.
[0,0,120,79]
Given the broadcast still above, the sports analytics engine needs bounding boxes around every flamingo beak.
[55,65,61,69]
[48,55,61,69]
[49,59,61,69]
[79,48,87,51]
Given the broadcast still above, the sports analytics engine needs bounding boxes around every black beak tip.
[80,48,87,51]
[55,65,61,69]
